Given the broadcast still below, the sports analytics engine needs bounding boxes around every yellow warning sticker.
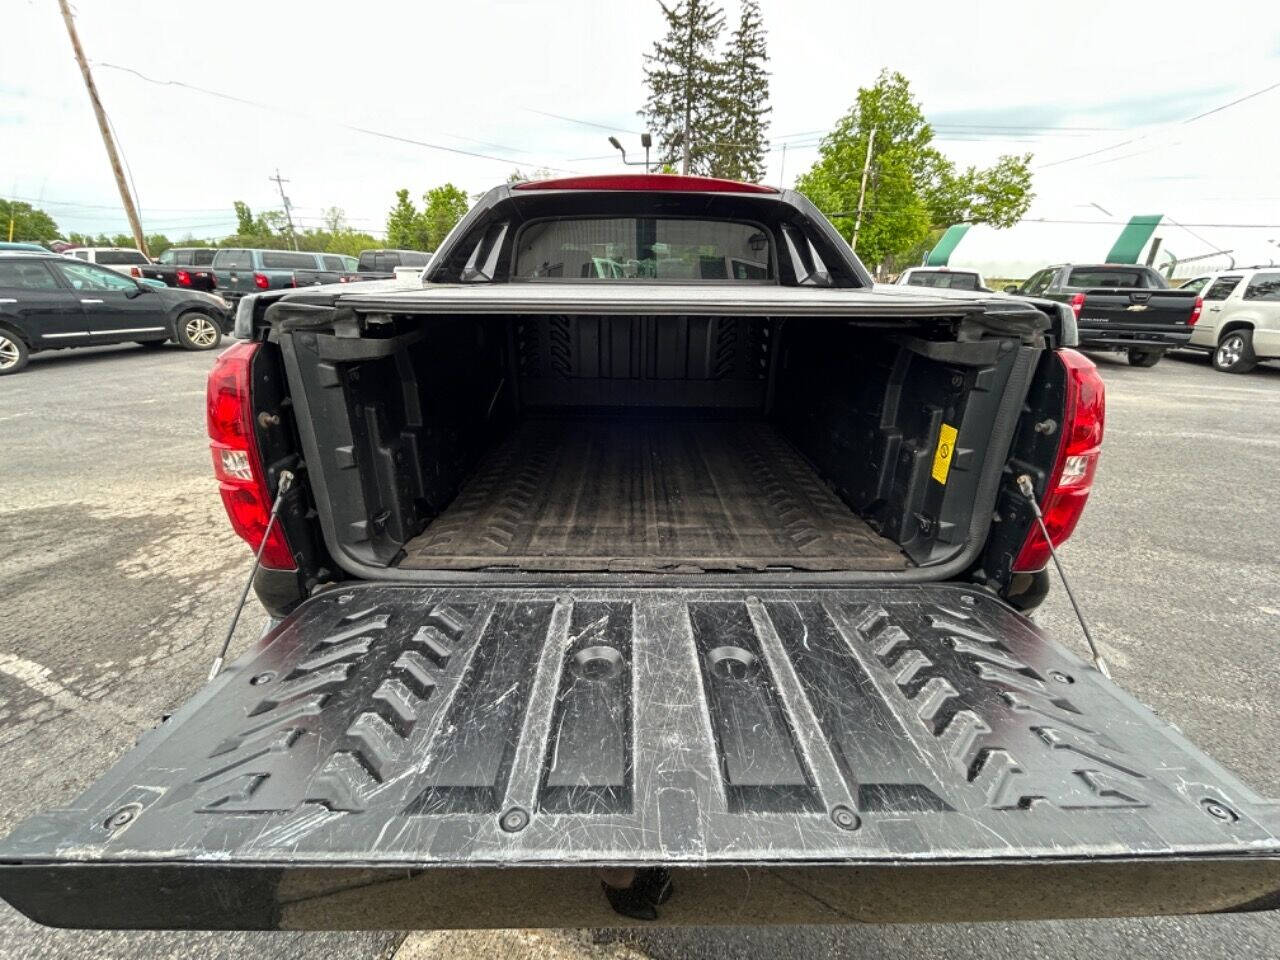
[931,423,958,485]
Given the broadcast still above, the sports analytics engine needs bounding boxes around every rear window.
[513,218,774,281]
[95,249,149,266]
[1068,268,1146,288]
[906,271,980,290]
[358,251,378,270]
[397,251,429,267]
[1204,276,1242,301]
[191,249,216,266]
[213,249,252,270]
[0,261,59,290]
[261,251,318,270]
[321,255,346,271]
[1244,272,1280,301]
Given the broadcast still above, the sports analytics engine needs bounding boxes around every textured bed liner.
[399,417,907,572]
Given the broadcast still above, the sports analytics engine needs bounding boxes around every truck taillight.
[253,272,269,290]
[130,266,142,278]
[1069,292,1086,320]
[206,342,295,570]
[1189,296,1203,326]
[1012,349,1105,572]
[176,268,192,286]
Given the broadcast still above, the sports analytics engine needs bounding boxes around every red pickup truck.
[1,175,1275,929]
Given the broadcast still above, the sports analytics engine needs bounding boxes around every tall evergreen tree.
[711,0,770,182]
[641,0,726,175]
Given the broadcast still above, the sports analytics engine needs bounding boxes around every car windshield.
[96,250,149,266]
[513,218,774,281]
[1068,268,1145,288]
[906,271,980,290]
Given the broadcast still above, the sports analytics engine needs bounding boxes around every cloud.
[928,86,1234,130]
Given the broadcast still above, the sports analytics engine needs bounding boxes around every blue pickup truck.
[211,248,358,304]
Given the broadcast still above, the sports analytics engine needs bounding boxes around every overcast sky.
[5,0,1279,259]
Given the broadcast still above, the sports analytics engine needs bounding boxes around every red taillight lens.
[1012,349,1105,572]
[253,272,269,290]
[176,268,192,286]
[130,266,142,277]
[1189,296,1203,326]
[206,342,295,570]
[1069,292,1086,320]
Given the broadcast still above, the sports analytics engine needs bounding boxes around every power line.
[95,62,580,173]
[521,107,643,136]
[1038,79,1280,170]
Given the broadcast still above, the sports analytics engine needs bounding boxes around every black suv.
[0,252,231,375]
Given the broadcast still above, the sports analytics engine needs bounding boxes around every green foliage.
[385,189,430,251]
[2,200,60,243]
[641,0,726,174]
[796,70,1035,269]
[506,168,556,184]
[709,0,770,182]
[421,184,470,250]
[385,185,469,251]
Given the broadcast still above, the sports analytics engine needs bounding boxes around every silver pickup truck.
[1,175,1276,930]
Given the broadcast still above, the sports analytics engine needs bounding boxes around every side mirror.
[128,281,150,298]
[1003,284,1018,294]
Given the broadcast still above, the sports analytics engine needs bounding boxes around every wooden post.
[57,0,148,256]
[851,126,877,253]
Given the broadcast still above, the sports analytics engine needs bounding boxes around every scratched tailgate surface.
[2,583,1278,928]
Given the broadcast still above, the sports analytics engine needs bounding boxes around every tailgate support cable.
[1017,474,1111,679]
[208,471,294,682]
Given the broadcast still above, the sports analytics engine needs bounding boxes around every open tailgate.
[2,584,1277,928]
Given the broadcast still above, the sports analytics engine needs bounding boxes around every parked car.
[3,176,1277,931]
[140,247,220,293]
[1177,269,1280,372]
[356,247,431,279]
[896,266,991,291]
[0,241,48,252]
[0,252,230,375]
[211,249,348,304]
[1008,263,1201,367]
[292,254,362,288]
[63,246,152,279]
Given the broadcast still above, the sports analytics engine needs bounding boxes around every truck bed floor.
[399,417,908,572]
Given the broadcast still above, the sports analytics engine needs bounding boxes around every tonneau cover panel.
[1,584,1277,928]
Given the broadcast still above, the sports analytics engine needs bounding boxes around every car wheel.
[136,339,168,348]
[0,330,29,375]
[1213,330,1257,373]
[175,312,222,351]
[1126,347,1164,367]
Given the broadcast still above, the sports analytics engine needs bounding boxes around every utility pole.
[269,169,298,250]
[57,0,148,256]
[851,125,877,253]
[778,143,787,190]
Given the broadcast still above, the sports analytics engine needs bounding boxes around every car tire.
[175,312,222,351]
[0,329,29,375]
[136,339,168,348]
[1127,347,1164,367]
[1213,330,1257,373]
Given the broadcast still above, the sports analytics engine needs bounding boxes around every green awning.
[925,224,970,266]
[1106,215,1163,264]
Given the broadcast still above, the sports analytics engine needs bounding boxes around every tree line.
[2,185,475,260]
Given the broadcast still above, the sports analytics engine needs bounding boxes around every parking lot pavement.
[0,343,1277,959]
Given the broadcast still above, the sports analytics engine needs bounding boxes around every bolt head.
[830,805,861,831]
[500,807,530,833]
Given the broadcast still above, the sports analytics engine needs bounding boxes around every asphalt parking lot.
[1,342,1278,959]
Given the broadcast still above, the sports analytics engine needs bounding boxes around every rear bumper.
[2,583,1276,928]
[1077,325,1192,349]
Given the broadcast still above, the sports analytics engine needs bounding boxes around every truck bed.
[400,417,908,572]
[2,583,1277,928]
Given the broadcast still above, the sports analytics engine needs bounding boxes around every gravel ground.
[0,341,1276,958]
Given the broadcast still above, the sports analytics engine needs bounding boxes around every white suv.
[64,247,152,279]
[1180,269,1280,373]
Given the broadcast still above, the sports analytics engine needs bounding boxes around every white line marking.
[0,652,134,725]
